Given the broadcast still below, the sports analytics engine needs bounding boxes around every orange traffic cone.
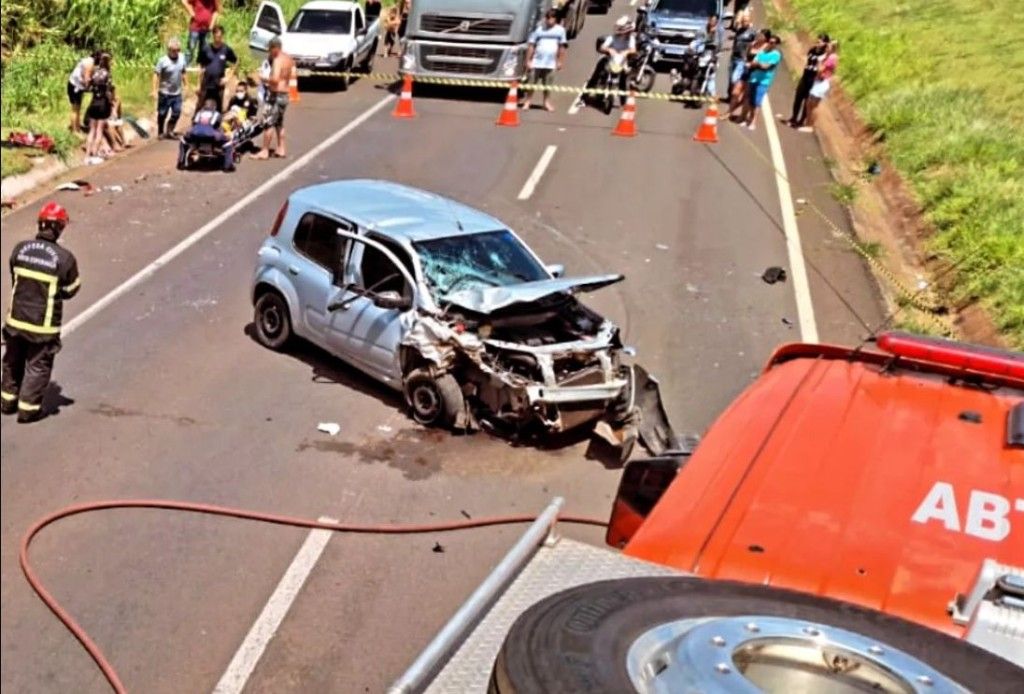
[611,91,638,137]
[392,75,416,119]
[288,74,301,103]
[693,102,720,143]
[496,82,520,127]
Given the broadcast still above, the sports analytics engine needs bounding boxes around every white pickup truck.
[249,0,380,90]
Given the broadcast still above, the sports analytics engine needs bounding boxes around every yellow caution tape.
[301,70,718,104]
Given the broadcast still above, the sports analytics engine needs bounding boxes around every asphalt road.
[1,8,884,693]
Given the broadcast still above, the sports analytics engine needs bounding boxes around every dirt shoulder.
[767,0,1009,348]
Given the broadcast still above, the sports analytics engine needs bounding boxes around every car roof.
[291,179,505,243]
[624,340,1024,636]
[300,0,359,11]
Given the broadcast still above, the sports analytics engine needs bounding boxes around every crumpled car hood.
[442,274,624,314]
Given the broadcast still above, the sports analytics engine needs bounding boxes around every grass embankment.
[779,0,1024,346]
[0,0,305,179]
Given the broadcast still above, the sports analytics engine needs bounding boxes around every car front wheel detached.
[254,291,293,351]
[490,577,1022,694]
[403,368,465,428]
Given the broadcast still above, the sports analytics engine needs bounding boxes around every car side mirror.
[546,263,565,278]
[372,289,412,311]
[605,455,685,549]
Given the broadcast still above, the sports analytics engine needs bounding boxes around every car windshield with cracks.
[414,230,549,301]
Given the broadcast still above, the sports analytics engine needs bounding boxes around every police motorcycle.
[668,37,718,108]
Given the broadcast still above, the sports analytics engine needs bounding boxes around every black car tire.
[338,59,352,91]
[404,368,464,428]
[254,291,293,351]
[361,42,377,73]
[490,576,1023,694]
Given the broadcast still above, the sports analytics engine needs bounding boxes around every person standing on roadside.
[728,25,768,121]
[521,9,568,112]
[787,33,828,127]
[1,202,80,424]
[84,52,114,161]
[383,5,401,57]
[726,11,755,106]
[181,0,221,65]
[197,25,237,111]
[399,0,412,38]
[255,37,296,159]
[742,35,782,130]
[153,37,188,139]
[800,40,838,133]
[67,51,99,133]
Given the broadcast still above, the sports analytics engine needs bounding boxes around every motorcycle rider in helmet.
[583,15,637,108]
[2,202,81,423]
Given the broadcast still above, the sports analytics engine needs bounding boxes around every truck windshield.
[652,0,718,15]
[414,230,549,299]
[289,9,352,33]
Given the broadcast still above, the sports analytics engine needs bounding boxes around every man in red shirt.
[181,0,221,65]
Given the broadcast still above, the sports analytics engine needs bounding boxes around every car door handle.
[288,266,300,276]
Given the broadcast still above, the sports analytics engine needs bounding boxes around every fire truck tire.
[489,576,1022,694]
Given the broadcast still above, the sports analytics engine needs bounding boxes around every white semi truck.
[400,0,590,83]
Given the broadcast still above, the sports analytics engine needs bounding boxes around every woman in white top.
[67,51,100,133]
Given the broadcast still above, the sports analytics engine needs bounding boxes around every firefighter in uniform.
[1,202,80,423]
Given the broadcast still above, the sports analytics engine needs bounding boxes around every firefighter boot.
[0,397,15,416]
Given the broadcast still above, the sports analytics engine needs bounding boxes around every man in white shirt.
[521,9,568,112]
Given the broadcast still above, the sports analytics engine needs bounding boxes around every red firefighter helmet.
[38,201,70,226]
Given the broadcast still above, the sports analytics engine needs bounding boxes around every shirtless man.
[255,37,296,159]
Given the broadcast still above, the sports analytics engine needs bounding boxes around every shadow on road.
[41,382,75,418]
[243,322,405,411]
[243,323,629,469]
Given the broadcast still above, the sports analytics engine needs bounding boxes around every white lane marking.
[567,85,586,115]
[761,96,819,343]
[517,145,558,200]
[212,516,337,694]
[62,95,396,337]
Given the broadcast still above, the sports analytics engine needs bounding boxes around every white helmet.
[614,15,634,33]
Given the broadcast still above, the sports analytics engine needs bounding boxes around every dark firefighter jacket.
[5,232,80,341]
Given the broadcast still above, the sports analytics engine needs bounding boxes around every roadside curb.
[2,99,200,213]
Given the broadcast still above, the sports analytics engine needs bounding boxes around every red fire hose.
[19,499,607,694]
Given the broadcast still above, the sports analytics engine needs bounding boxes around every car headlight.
[500,51,520,78]
[326,51,346,65]
[402,50,416,71]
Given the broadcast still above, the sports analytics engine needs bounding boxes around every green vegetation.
[828,181,857,205]
[0,0,306,177]
[782,0,1024,346]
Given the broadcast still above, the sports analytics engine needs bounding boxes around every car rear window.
[293,212,344,271]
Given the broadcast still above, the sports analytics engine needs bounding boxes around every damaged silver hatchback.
[251,180,676,457]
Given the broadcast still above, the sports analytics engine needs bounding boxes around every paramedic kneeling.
[178,98,235,172]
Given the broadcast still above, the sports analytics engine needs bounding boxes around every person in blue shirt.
[743,35,782,130]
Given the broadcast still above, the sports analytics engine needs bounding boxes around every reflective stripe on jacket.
[5,236,80,339]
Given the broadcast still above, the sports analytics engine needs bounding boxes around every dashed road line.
[212,515,338,694]
[518,145,559,200]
